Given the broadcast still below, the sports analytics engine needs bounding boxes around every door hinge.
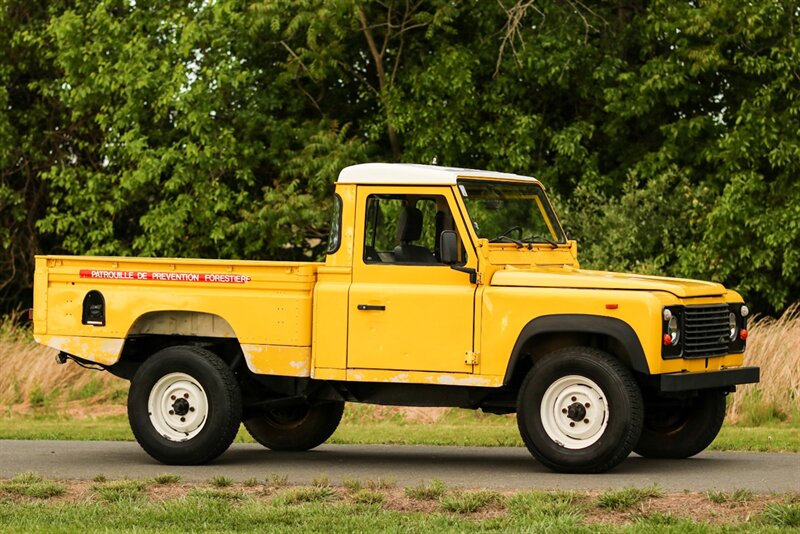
[475,272,483,285]
[465,351,479,365]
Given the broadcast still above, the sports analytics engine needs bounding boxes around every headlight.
[667,315,680,344]
[729,312,738,341]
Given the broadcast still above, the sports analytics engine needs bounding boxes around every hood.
[490,267,726,298]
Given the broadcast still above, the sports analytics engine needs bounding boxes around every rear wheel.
[634,390,727,459]
[244,401,344,451]
[128,345,241,465]
[517,347,643,473]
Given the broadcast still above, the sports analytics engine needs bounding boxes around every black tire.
[244,401,345,451]
[516,347,643,474]
[127,345,241,465]
[634,390,727,459]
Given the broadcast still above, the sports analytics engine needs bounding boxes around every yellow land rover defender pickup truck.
[33,163,759,473]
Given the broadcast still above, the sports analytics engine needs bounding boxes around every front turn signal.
[739,329,748,341]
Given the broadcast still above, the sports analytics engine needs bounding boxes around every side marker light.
[606,304,618,310]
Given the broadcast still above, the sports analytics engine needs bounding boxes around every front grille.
[683,304,730,358]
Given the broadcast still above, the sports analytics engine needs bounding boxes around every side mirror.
[440,230,477,284]
[439,230,458,265]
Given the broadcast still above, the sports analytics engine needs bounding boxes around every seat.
[393,207,436,263]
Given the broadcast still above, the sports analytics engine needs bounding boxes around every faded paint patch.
[388,373,410,383]
[240,343,311,377]
[39,335,124,366]
[433,374,495,387]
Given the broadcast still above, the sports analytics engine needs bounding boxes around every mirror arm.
[450,265,477,284]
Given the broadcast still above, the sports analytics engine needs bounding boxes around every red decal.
[79,269,251,284]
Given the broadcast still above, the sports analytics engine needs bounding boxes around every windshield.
[457,179,566,246]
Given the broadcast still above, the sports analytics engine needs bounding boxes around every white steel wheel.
[539,375,609,449]
[516,347,643,473]
[147,372,209,441]
[129,345,241,465]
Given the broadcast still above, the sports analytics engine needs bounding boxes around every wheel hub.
[566,402,587,422]
[172,397,190,416]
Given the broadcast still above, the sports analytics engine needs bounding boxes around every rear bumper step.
[659,366,760,392]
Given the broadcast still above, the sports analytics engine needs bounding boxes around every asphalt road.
[1,440,797,493]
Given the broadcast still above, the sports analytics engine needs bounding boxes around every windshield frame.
[456,178,567,246]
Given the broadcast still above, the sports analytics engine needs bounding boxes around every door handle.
[357,304,386,311]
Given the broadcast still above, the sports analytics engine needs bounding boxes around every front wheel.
[244,401,345,451]
[634,390,727,459]
[516,347,643,473]
[128,345,242,465]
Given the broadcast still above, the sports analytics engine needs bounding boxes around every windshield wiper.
[489,235,524,248]
[522,235,558,249]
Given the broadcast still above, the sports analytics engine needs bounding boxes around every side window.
[326,194,343,254]
[363,194,461,265]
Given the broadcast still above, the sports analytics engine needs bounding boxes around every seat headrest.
[396,207,423,242]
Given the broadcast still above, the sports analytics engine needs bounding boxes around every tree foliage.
[0,0,798,314]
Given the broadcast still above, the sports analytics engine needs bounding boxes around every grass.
[405,479,447,500]
[92,479,146,502]
[760,502,800,527]
[506,490,584,527]
[152,473,181,485]
[441,490,501,513]
[352,489,385,505]
[277,486,337,505]
[728,303,800,426]
[597,486,664,511]
[187,488,246,501]
[0,472,66,499]
[268,473,289,487]
[208,475,234,488]
[706,488,754,504]
[0,474,797,531]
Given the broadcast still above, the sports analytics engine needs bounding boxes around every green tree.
[0,0,798,315]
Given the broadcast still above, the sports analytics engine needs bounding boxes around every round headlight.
[729,312,738,341]
[663,308,672,321]
[667,316,679,344]
[740,305,750,318]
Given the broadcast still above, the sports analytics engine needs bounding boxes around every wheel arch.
[503,314,650,388]
[109,311,245,379]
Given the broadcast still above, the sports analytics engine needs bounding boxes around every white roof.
[337,163,540,185]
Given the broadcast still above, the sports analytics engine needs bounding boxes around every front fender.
[503,314,649,385]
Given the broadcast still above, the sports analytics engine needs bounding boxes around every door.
[347,186,477,373]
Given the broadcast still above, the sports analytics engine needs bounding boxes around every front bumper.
[659,366,760,392]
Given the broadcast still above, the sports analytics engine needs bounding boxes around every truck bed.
[33,255,322,376]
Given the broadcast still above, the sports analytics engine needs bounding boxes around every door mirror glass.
[440,230,458,265]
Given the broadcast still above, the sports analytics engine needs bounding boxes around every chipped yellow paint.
[240,344,311,377]
[35,335,124,366]
[345,368,503,387]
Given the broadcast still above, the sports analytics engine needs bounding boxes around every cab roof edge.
[337,163,540,186]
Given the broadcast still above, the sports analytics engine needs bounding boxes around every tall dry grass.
[727,303,800,425]
[0,320,126,416]
[0,305,798,423]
